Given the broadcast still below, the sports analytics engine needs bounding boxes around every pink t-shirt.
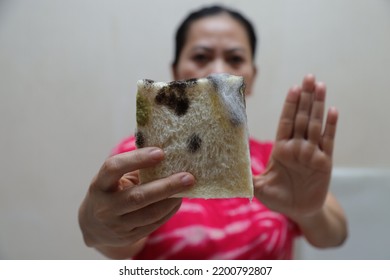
[112,136,300,259]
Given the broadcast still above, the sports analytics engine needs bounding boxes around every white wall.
[0,0,389,259]
[296,168,390,259]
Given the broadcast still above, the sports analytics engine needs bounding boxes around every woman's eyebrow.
[225,47,246,53]
[190,46,247,54]
[190,46,213,52]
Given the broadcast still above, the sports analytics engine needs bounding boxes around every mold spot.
[239,81,246,105]
[155,82,190,116]
[135,131,145,148]
[229,112,242,126]
[136,94,151,126]
[187,133,202,153]
[183,78,198,85]
[207,73,247,127]
[175,98,190,116]
[143,79,155,84]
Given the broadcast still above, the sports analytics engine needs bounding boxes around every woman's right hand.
[78,147,195,259]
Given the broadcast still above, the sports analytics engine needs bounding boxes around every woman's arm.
[290,193,347,248]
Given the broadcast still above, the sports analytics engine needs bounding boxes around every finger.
[275,86,300,140]
[302,74,316,92]
[120,198,182,229]
[321,107,339,156]
[117,171,140,191]
[92,147,164,192]
[307,82,326,144]
[294,75,316,138]
[114,172,195,215]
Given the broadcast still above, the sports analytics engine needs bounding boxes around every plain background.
[0,0,389,259]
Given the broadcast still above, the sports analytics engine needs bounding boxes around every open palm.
[254,75,338,219]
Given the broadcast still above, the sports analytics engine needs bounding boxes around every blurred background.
[0,0,389,259]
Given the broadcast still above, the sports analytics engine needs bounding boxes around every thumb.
[253,174,279,211]
[253,175,267,199]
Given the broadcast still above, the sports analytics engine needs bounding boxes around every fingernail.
[149,148,164,160]
[181,174,194,187]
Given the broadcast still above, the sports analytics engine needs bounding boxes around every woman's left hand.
[254,74,338,220]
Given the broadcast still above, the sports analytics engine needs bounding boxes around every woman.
[78,5,347,259]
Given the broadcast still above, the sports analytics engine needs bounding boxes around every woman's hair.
[172,5,257,66]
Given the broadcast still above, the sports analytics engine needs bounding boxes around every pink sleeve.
[249,138,274,176]
[110,136,137,156]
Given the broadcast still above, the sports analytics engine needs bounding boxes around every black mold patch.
[187,133,202,153]
[155,82,190,116]
[135,131,145,148]
[143,79,155,85]
[175,98,190,116]
[183,78,198,85]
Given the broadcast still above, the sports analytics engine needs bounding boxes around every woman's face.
[173,14,257,96]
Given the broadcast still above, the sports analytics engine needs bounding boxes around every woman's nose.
[210,59,230,74]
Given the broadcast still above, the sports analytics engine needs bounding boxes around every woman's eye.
[192,54,209,63]
[229,56,244,65]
